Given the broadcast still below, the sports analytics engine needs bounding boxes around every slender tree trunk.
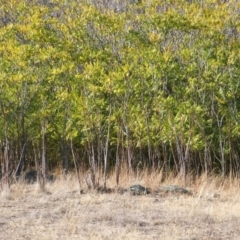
[175,136,186,183]
[40,119,47,191]
[62,138,69,175]
[103,103,111,189]
[97,135,101,186]
[103,135,109,189]
[169,142,178,173]
[70,138,82,194]
[217,116,225,177]
[2,137,10,188]
[15,113,27,176]
[125,125,132,173]
[33,143,41,185]
[62,103,70,175]
[0,100,10,188]
[144,113,153,170]
[115,127,121,186]
[88,143,96,189]
[15,142,26,177]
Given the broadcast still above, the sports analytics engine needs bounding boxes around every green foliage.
[1,0,240,176]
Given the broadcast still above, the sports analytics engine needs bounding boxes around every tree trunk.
[40,119,47,191]
[15,117,27,176]
[2,137,10,188]
[88,143,96,189]
[33,143,41,185]
[115,128,121,186]
[62,138,69,175]
[103,104,111,189]
[71,139,82,194]
[125,125,132,173]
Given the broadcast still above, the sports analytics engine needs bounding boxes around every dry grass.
[1,171,240,240]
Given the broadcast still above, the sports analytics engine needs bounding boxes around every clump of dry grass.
[1,171,240,240]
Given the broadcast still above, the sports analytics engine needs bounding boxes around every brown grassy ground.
[1,172,240,240]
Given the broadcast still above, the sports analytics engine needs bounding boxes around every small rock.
[130,184,151,195]
[159,185,192,195]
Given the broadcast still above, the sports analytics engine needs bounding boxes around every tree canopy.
[1,0,240,186]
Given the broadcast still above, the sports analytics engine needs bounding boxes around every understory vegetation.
[1,0,240,189]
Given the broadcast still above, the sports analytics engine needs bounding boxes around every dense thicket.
[1,0,240,187]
